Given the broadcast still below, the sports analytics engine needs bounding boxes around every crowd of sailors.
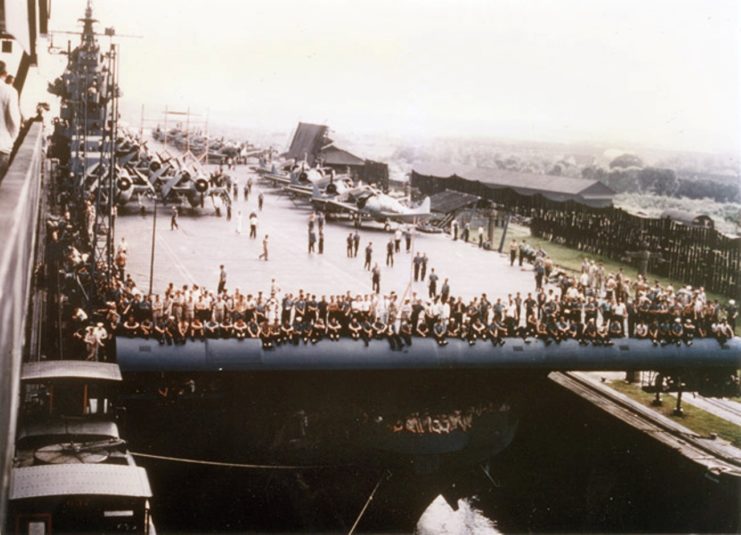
[107,269,737,351]
[385,402,510,435]
[46,173,737,361]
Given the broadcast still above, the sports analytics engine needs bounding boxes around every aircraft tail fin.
[411,196,431,215]
[390,197,432,222]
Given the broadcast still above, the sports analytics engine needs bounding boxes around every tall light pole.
[148,196,157,295]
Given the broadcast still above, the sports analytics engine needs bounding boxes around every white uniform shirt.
[0,81,20,153]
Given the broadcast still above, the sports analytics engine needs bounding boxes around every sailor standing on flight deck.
[170,206,179,230]
[346,233,353,258]
[371,263,381,294]
[259,234,269,261]
[353,231,360,257]
[364,242,373,270]
[404,226,412,252]
[509,239,518,266]
[308,230,316,254]
[428,268,439,298]
[386,238,394,267]
[0,61,20,178]
[420,253,428,281]
[217,265,227,294]
[308,212,316,233]
[413,252,422,281]
[249,213,257,239]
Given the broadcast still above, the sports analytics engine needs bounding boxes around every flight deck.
[116,163,535,301]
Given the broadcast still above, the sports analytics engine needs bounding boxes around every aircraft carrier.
[0,2,740,534]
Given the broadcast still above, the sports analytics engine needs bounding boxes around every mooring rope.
[130,451,344,470]
[347,470,391,535]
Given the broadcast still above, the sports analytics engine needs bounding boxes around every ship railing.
[0,121,45,528]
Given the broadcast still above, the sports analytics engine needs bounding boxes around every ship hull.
[118,369,529,471]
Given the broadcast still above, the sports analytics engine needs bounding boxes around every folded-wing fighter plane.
[283,169,354,199]
[158,155,232,208]
[79,161,155,206]
[114,165,156,205]
[259,162,336,188]
[311,184,431,223]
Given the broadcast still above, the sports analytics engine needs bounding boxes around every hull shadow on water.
[120,372,738,533]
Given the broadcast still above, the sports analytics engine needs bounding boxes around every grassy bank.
[609,380,741,448]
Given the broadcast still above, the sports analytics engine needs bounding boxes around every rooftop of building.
[412,161,615,200]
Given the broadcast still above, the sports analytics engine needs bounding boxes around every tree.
[638,167,677,196]
[609,153,644,169]
[582,165,607,180]
[606,168,640,193]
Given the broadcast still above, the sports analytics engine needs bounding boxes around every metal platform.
[10,464,152,500]
[117,336,741,373]
[21,361,123,382]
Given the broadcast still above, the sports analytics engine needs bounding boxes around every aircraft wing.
[378,211,424,222]
[118,149,138,166]
[160,172,188,199]
[80,162,105,190]
[261,173,291,186]
[311,196,360,214]
[210,185,232,202]
[283,184,313,198]
[285,176,347,199]
[149,162,171,184]
[130,168,156,192]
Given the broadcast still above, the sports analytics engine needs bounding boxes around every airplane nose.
[195,178,209,193]
[117,177,132,191]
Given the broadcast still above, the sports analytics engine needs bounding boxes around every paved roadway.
[116,163,535,301]
[584,371,741,427]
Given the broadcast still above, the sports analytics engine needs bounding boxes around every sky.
[44,0,741,155]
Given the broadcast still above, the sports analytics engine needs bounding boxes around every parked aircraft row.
[80,130,235,209]
[152,126,264,165]
[257,161,431,224]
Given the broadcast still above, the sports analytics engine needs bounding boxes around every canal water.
[131,378,737,533]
